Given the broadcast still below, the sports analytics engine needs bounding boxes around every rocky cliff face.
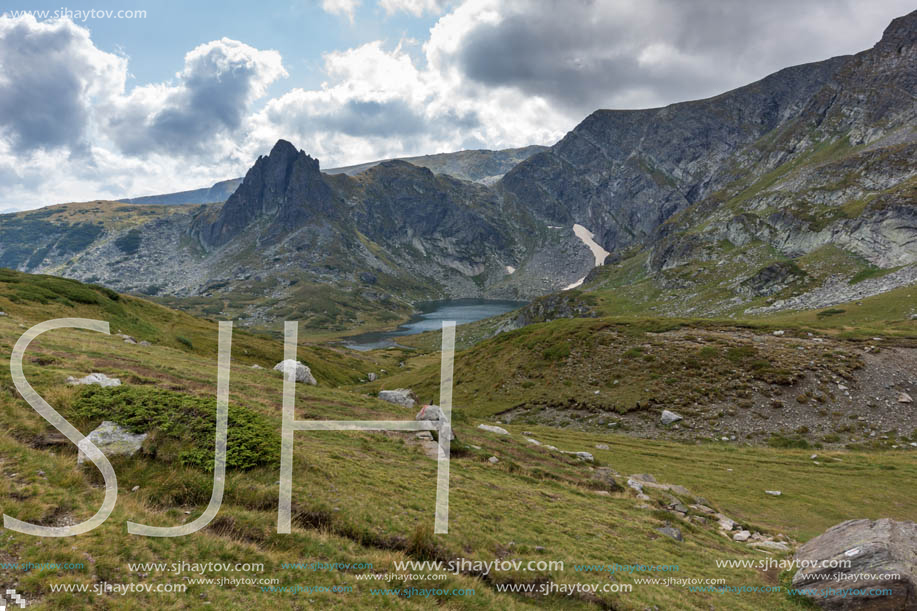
[625,11,917,314]
[499,56,849,251]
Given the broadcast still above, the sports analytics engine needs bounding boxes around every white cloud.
[0,16,285,209]
[247,32,568,168]
[105,38,286,156]
[378,0,449,17]
[322,0,361,23]
[0,14,126,153]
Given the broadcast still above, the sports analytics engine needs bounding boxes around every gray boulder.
[657,523,683,542]
[273,360,317,385]
[77,421,147,464]
[67,373,121,387]
[733,530,752,542]
[793,518,917,610]
[378,388,417,409]
[415,405,455,441]
[592,467,623,492]
[660,410,683,425]
[477,424,510,435]
[367,372,378,382]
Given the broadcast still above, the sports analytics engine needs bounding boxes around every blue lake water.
[342,298,525,351]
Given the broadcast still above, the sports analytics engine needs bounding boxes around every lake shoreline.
[340,298,526,351]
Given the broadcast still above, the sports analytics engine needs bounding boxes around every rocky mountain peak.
[192,140,334,247]
[876,9,916,52]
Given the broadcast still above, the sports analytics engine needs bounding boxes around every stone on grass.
[564,451,594,462]
[273,360,316,385]
[733,530,752,542]
[415,405,455,441]
[488,456,499,464]
[657,523,683,542]
[660,410,683,425]
[595,443,610,450]
[378,389,417,409]
[592,467,623,492]
[718,516,736,531]
[765,490,782,496]
[367,372,377,382]
[77,421,147,464]
[67,373,121,387]
[478,424,510,435]
[751,541,790,552]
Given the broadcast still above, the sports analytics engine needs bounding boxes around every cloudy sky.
[0,0,911,210]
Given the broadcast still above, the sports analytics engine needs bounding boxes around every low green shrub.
[71,385,280,471]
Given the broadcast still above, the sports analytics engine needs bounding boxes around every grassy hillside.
[1,271,915,609]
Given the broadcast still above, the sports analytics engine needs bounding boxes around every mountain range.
[0,10,914,330]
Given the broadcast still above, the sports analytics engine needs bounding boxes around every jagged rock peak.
[192,139,335,247]
[876,9,916,51]
[262,139,320,173]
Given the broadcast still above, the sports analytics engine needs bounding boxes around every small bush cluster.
[71,385,280,471]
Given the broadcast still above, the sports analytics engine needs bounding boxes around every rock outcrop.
[793,518,917,610]
[77,421,147,464]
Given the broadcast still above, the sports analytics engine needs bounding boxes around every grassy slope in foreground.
[0,271,914,609]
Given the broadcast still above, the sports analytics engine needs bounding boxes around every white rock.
[660,410,683,425]
[67,373,121,387]
[765,490,782,496]
[367,372,378,382]
[525,437,542,445]
[773,330,785,336]
[478,424,510,435]
[898,392,913,404]
[488,456,499,464]
[733,530,752,542]
[595,443,610,450]
[378,389,417,409]
[564,451,594,462]
[273,360,316,385]
[415,405,455,441]
[77,421,147,464]
[717,516,736,531]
